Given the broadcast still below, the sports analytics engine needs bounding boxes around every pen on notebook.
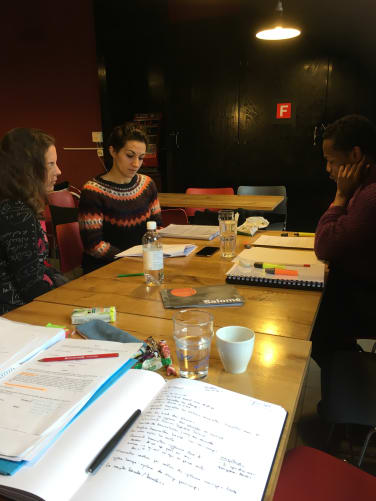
[87,409,141,474]
[293,232,315,237]
[38,353,119,362]
[254,262,311,268]
[117,273,144,278]
[265,268,298,276]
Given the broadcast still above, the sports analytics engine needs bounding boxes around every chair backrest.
[185,187,234,217]
[161,208,188,226]
[55,222,83,274]
[237,185,287,229]
[237,185,287,212]
[47,189,76,208]
[273,446,376,501]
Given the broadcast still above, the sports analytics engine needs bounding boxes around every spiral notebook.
[226,247,325,290]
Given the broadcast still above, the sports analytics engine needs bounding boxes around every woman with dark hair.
[78,123,161,274]
[0,127,65,314]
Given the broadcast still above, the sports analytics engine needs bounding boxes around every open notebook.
[226,247,325,290]
[0,371,286,501]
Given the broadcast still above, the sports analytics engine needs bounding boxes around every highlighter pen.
[254,262,310,269]
[265,268,298,276]
[117,273,144,278]
[293,232,315,237]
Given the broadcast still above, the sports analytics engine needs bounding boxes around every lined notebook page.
[252,235,315,249]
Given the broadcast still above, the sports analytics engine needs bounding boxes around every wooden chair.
[161,208,188,226]
[237,185,287,230]
[185,187,234,217]
[55,222,83,274]
[273,446,376,501]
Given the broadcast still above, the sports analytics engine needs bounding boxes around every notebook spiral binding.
[226,275,324,291]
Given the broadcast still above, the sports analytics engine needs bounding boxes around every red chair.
[47,189,76,208]
[161,208,188,227]
[273,446,376,501]
[185,187,234,217]
[55,222,83,274]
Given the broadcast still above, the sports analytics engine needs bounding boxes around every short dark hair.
[0,128,55,214]
[107,123,148,153]
[323,114,376,158]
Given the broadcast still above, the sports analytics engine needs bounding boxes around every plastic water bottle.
[142,221,164,286]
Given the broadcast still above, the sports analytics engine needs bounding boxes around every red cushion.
[273,446,376,501]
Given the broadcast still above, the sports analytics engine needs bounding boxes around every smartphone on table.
[196,246,219,257]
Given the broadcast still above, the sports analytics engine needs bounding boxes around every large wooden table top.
[4,301,311,501]
[35,234,321,341]
[158,193,284,211]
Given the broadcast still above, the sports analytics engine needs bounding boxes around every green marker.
[117,273,144,278]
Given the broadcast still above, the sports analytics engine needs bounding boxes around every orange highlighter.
[265,268,298,276]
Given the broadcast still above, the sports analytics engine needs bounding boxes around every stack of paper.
[0,318,66,379]
[158,224,220,240]
[116,243,197,258]
[253,234,314,249]
[0,321,142,473]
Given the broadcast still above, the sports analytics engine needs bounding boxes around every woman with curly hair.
[0,127,65,314]
[78,123,161,273]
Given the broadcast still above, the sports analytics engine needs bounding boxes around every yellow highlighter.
[293,232,315,237]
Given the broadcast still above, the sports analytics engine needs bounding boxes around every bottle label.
[144,249,163,270]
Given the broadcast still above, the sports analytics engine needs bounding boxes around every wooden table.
[4,301,312,501]
[159,193,284,211]
[35,235,321,341]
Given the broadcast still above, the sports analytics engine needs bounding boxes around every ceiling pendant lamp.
[256,1,301,41]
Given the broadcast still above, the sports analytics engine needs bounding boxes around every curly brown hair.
[0,128,55,215]
[106,122,148,153]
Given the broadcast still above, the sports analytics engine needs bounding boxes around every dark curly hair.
[0,128,55,215]
[106,122,148,153]
[323,114,376,158]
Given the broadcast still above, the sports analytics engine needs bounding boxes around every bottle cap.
[147,221,157,230]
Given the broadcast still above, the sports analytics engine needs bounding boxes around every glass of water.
[173,309,214,379]
[218,209,237,259]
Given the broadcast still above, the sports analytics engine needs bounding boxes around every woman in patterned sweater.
[0,128,65,314]
[78,124,161,274]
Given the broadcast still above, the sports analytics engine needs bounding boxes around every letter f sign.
[276,103,292,119]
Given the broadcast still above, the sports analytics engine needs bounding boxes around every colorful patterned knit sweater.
[0,200,56,314]
[78,174,161,273]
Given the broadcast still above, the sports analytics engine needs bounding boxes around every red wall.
[0,0,104,189]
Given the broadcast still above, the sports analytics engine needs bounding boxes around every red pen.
[38,353,119,362]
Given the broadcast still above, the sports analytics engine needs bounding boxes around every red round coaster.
[170,287,197,297]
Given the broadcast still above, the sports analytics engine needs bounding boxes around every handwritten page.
[73,378,286,501]
[253,235,315,249]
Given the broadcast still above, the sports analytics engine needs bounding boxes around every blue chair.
[237,185,287,230]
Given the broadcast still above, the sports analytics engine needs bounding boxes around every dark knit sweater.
[78,174,161,273]
[0,200,56,314]
[315,165,376,284]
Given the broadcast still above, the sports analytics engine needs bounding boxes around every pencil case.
[71,307,116,325]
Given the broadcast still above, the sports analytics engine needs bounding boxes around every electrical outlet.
[92,131,103,143]
[97,148,104,157]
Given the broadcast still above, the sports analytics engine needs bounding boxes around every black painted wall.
[93,0,376,231]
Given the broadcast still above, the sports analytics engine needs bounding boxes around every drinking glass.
[218,210,237,259]
[173,309,214,379]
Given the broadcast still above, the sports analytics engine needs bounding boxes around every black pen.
[86,409,141,474]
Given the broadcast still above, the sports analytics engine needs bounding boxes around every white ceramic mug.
[215,326,255,374]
